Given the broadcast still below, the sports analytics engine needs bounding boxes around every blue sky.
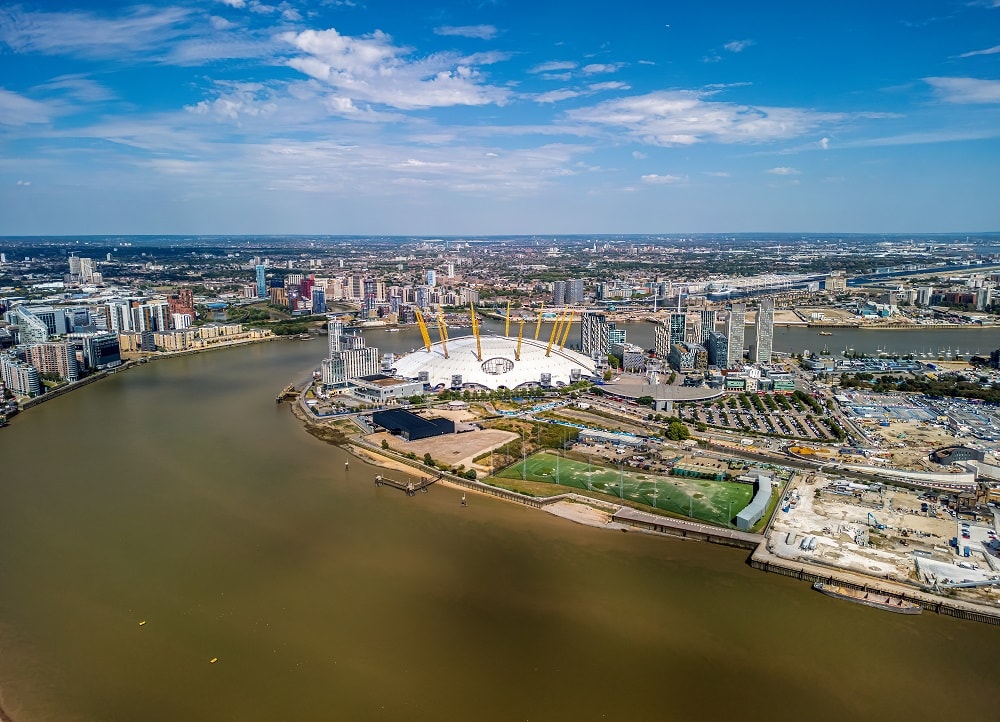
[1,0,999,235]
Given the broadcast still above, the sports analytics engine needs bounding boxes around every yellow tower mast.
[515,318,525,361]
[469,303,483,361]
[559,310,574,349]
[505,300,511,337]
[545,309,567,357]
[534,304,544,340]
[435,313,449,359]
[414,308,432,352]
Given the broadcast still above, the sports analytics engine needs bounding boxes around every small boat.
[813,582,921,615]
[819,331,833,336]
[461,494,467,507]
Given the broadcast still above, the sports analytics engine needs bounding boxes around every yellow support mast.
[545,309,566,357]
[504,300,511,337]
[515,318,525,361]
[469,303,483,361]
[534,304,544,340]
[559,310,574,349]
[435,313,449,359]
[414,308,432,352]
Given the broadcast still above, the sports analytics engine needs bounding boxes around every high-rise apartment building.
[668,311,686,348]
[699,309,716,344]
[753,297,774,364]
[256,265,266,298]
[426,270,436,287]
[581,312,610,356]
[726,303,746,368]
[552,280,566,305]
[25,341,79,381]
[707,330,728,367]
[566,279,584,305]
[0,354,40,397]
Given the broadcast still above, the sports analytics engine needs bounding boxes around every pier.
[374,473,443,496]
[275,384,298,403]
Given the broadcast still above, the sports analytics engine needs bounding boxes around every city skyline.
[1,1,999,235]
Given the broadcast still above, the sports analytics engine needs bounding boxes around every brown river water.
[0,336,997,721]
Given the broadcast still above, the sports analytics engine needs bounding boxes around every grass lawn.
[496,452,753,526]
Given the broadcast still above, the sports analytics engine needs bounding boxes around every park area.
[494,452,753,527]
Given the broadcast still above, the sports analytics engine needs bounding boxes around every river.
[0,336,997,721]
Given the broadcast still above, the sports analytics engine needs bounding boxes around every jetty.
[374,473,443,496]
[275,384,298,403]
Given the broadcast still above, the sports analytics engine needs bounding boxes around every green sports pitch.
[496,452,753,526]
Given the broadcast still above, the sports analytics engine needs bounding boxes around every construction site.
[767,472,1000,607]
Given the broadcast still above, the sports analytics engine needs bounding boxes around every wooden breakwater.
[750,546,1000,626]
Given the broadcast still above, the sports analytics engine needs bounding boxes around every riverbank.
[288,392,1000,626]
[4,334,284,425]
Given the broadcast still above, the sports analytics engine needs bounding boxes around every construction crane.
[435,313,449,359]
[515,318,525,361]
[867,512,886,530]
[469,302,483,361]
[558,310,573,349]
[414,308,432,352]
[534,304,544,340]
[504,300,511,337]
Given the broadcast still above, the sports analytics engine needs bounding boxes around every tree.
[666,421,690,441]
[381,439,390,450]
[636,395,655,407]
[464,469,477,480]
[423,452,434,467]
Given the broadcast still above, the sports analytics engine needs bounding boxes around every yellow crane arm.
[515,318,525,361]
[414,308,432,352]
[534,304,544,340]
[505,300,511,337]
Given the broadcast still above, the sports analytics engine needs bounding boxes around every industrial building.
[371,409,455,441]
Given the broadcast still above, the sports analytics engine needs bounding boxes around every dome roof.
[391,334,596,390]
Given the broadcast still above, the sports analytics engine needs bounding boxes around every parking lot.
[680,392,838,442]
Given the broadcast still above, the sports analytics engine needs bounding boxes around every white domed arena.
[391,334,597,391]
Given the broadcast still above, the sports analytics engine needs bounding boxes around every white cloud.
[631,150,647,159]
[724,39,754,53]
[529,60,577,74]
[0,87,54,124]
[767,166,799,175]
[703,171,730,177]
[581,63,622,74]
[0,5,191,59]
[35,74,115,103]
[187,82,277,124]
[641,173,686,184]
[282,27,510,109]
[532,89,581,104]
[566,90,849,146]
[434,25,498,40]
[588,81,629,91]
[16,179,31,186]
[818,136,830,149]
[925,76,1000,103]
[217,0,247,8]
[958,44,1000,58]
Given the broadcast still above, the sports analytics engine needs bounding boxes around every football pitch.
[496,452,753,526]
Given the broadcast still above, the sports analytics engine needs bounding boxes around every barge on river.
[813,582,922,615]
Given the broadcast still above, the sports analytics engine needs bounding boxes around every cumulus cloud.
[434,25,497,40]
[532,89,582,104]
[818,136,830,149]
[16,179,31,186]
[767,166,799,175]
[724,39,754,53]
[281,27,510,109]
[925,76,1000,103]
[566,90,849,146]
[641,173,686,184]
[631,150,647,159]
[217,0,247,8]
